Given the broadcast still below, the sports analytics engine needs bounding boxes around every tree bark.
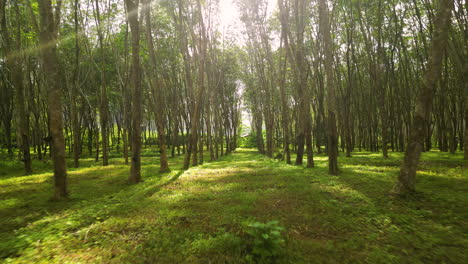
[319,0,339,175]
[12,42,32,175]
[143,0,169,172]
[278,0,291,164]
[94,0,109,166]
[15,2,33,173]
[71,0,80,168]
[125,0,142,183]
[464,84,468,160]
[37,0,68,199]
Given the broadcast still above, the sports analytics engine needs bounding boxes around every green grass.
[0,149,466,263]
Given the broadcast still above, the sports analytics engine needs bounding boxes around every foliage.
[239,133,258,148]
[244,220,285,263]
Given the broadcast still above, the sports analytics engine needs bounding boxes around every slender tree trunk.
[122,23,130,165]
[71,0,80,168]
[278,30,291,164]
[207,106,215,161]
[172,119,178,158]
[465,83,468,161]
[198,128,204,164]
[125,0,142,183]
[0,1,13,158]
[14,4,32,174]
[377,0,389,159]
[344,10,355,157]
[13,55,32,174]
[94,0,109,166]
[254,113,264,154]
[37,0,68,199]
[305,116,314,168]
[319,0,339,175]
[191,132,198,166]
[88,123,93,156]
[143,0,169,172]
[463,87,468,160]
[95,120,100,162]
[183,0,208,170]
[394,0,453,195]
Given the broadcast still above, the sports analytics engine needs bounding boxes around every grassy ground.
[0,149,466,263]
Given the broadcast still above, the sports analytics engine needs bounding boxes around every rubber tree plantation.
[0,0,466,263]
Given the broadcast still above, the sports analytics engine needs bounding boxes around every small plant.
[244,220,285,263]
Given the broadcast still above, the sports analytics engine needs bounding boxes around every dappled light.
[0,149,467,263]
[0,0,466,262]
[1,149,466,262]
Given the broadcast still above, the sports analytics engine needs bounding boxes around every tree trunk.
[37,0,68,199]
[143,0,169,172]
[464,86,468,160]
[278,25,291,164]
[319,0,339,175]
[122,23,130,165]
[94,0,109,166]
[13,52,32,175]
[14,5,32,174]
[125,0,142,183]
[71,0,80,168]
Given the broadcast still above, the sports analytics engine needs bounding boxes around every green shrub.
[244,220,285,263]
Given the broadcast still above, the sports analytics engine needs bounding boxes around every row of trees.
[0,0,242,199]
[0,0,466,199]
[238,0,465,194]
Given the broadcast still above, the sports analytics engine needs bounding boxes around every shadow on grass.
[142,170,185,197]
[0,150,240,260]
[1,148,466,263]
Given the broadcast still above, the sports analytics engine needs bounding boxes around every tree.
[278,0,313,167]
[143,0,169,172]
[318,0,339,175]
[71,0,80,168]
[183,0,209,169]
[37,0,68,199]
[125,0,142,183]
[278,0,291,164]
[239,0,276,159]
[1,0,32,174]
[465,84,468,161]
[93,0,110,166]
[394,0,453,195]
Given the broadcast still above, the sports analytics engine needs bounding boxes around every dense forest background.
[1,0,466,195]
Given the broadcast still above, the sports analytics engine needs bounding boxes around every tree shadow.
[142,170,185,197]
[2,149,466,263]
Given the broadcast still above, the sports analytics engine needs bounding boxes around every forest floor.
[0,148,466,263]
